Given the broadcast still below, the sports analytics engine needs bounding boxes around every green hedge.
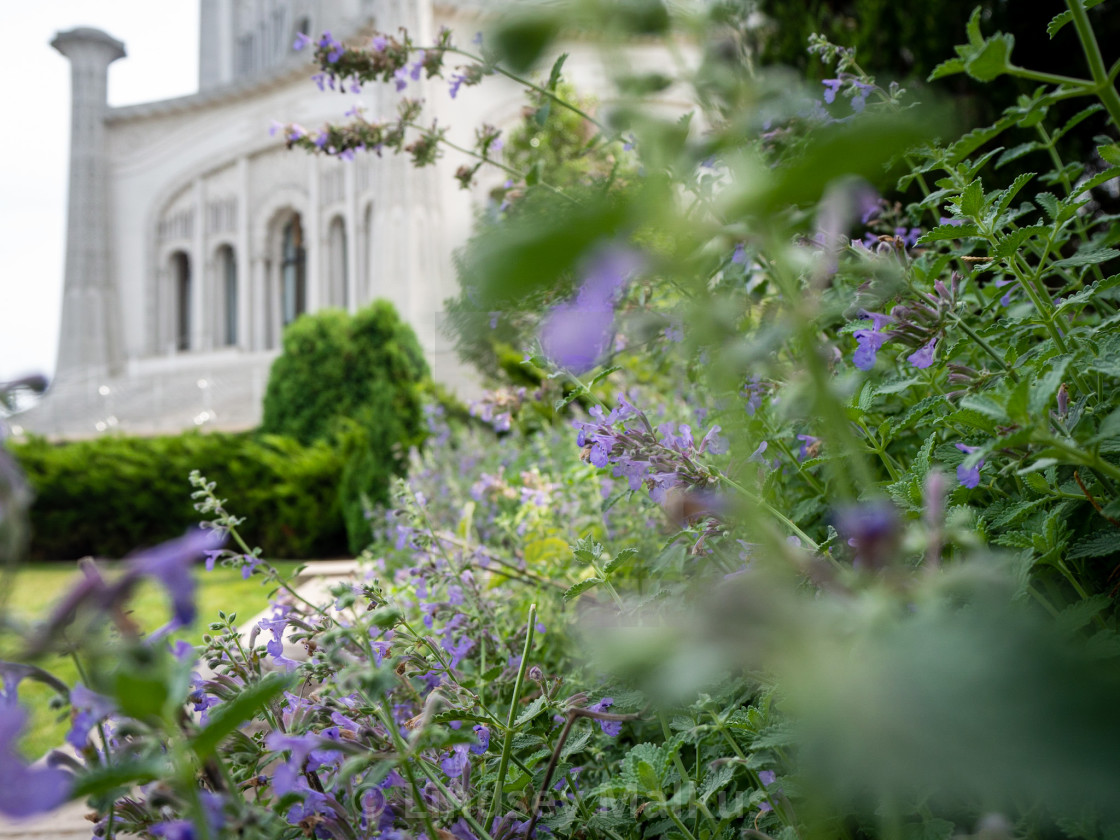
[11,431,349,561]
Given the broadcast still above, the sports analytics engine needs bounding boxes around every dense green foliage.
[260,301,430,552]
[10,431,347,560]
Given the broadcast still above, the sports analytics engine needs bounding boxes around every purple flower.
[372,35,388,52]
[853,328,888,370]
[796,434,820,461]
[471,724,490,754]
[851,82,874,111]
[292,32,312,51]
[131,529,224,628]
[0,705,71,818]
[409,51,426,81]
[907,338,937,369]
[66,683,115,749]
[150,821,197,840]
[759,801,774,813]
[441,743,470,778]
[732,243,747,265]
[822,78,843,104]
[955,443,984,488]
[588,697,622,737]
[832,501,900,570]
[759,770,776,786]
[449,73,468,99]
[394,67,409,91]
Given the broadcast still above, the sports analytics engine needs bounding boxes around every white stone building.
[22,0,513,438]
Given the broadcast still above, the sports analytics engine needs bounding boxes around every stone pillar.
[236,156,251,350]
[51,28,126,382]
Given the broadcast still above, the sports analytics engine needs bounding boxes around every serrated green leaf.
[993,225,1049,259]
[1099,143,1120,167]
[1055,274,1120,314]
[1073,166,1120,197]
[190,672,291,760]
[1068,531,1120,560]
[959,394,1009,422]
[946,114,1016,165]
[1035,192,1061,222]
[1052,248,1120,269]
[959,14,1015,82]
[603,547,639,575]
[928,57,965,81]
[918,223,981,244]
[1048,0,1106,37]
[514,695,549,727]
[563,577,603,601]
[956,179,985,218]
[994,171,1037,216]
[561,727,592,759]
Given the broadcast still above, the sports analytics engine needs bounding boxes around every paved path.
[0,561,362,840]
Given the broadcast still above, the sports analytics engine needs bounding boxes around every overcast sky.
[0,2,199,383]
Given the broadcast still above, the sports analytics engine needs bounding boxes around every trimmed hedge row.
[11,431,349,561]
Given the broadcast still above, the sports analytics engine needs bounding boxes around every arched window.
[217,245,237,346]
[281,215,306,325]
[172,251,191,352]
[328,216,348,308]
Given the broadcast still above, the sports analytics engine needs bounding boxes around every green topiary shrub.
[11,431,348,561]
[260,300,430,552]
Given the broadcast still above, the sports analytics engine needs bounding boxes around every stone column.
[51,28,127,382]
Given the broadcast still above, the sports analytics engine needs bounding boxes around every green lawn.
[0,559,302,757]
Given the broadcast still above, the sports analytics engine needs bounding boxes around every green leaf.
[1028,356,1070,417]
[917,223,981,244]
[1099,143,1120,167]
[546,52,569,91]
[1068,532,1120,560]
[959,394,1009,423]
[603,547,639,575]
[928,57,965,81]
[493,13,561,73]
[113,669,170,722]
[1073,166,1120,197]
[993,171,1037,216]
[996,144,1041,169]
[1055,274,1120,314]
[1035,192,1061,222]
[993,225,1049,259]
[514,695,549,727]
[563,577,603,601]
[190,672,291,760]
[958,8,1015,82]
[1048,0,1106,37]
[956,179,985,218]
[1052,248,1120,269]
[71,758,166,800]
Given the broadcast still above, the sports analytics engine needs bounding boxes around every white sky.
[0,2,199,383]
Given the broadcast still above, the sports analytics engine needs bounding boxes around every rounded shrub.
[260,300,430,552]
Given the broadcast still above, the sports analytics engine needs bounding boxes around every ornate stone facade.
[23,0,520,438]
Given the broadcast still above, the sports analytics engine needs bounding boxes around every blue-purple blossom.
[409,51,426,81]
[853,327,888,370]
[131,528,224,628]
[472,724,490,754]
[449,73,468,98]
[588,697,622,736]
[832,501,900,570]
[372,35,388,51]
[293,32,312,51]
[539,245,643,373]
[822,78,843,104]
[67,683,115,749]
[759,770,777,786]
[0,705,71,817]
[907,338,937,369]
[394,67,408,91]
[441,743,470,778]
[851,81,873,111]
[732,242,747,265]
[955,443,984,488]
[796,434,820,461]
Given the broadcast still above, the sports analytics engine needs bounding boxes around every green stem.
[1064,0,1120,129]
[375,699,442,840]
[1007,65,1093,89]
[719,474,820,552]
[486,604,537,827]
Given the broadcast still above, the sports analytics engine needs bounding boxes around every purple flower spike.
[0,705,71,818]
[955,443,984,489]
[471,724,490,754]
[907,338,937,369]
[822,78,843,104]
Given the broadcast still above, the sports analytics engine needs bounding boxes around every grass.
[0,559,302,758]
